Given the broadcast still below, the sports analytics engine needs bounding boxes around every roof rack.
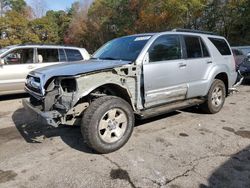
[18,43,78,47]
[172,28,217,35]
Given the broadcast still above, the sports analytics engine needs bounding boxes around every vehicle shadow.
[180,106,207,114]
[200,145,250,188]
[0,93,28,101]
[12,108,181,153]
[135,111,181,126]
[12,108,94,154]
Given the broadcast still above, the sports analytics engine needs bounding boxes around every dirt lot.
[0,85,250,188]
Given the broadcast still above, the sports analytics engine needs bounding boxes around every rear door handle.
[207,61,213,64]
[179,63,187,68]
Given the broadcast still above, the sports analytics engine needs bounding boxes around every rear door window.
[184,36,202,58]
[37,48,59,63]
[201,39,210,57]
[65,49,83,61]
[208,37,231,55]
[3,48,34,65]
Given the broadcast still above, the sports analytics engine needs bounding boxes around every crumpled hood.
[31,59,131,83]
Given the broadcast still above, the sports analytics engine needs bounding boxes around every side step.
[138,98,204,119]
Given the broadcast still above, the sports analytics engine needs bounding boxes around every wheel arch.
[214,72,229,96]
[77,83,135,111]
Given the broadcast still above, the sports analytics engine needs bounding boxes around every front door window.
[3,48,34,65]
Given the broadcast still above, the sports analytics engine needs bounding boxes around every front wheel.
[81,96,134,153]
[201,79,226,114]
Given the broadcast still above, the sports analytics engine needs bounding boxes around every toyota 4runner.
[23,29,237,153]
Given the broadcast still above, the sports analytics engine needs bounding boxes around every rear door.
[0,48,35,94]
[143,34,188,108]
[181,35,213,98]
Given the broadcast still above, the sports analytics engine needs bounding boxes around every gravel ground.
[0,85,250,188]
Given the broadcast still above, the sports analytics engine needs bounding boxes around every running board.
[138,98,204,119]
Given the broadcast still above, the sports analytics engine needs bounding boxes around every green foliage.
[0,11,39,46]
[7,0,26,11]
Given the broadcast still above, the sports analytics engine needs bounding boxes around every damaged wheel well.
[86,84,133,108]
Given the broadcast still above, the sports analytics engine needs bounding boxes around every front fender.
[73,71,137,110]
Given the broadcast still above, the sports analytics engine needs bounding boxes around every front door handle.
[207,61,213,64]
[179,63,187,68]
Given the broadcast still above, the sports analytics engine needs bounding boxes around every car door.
[181,35,213,98]
[0,48,35,94]
[143,34,188,108]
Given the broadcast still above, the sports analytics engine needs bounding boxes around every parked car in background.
[238,56,250,80]
[231,48,247,69]
[232,46,250,60]
[233,46,250,55]
[0,44,90,95]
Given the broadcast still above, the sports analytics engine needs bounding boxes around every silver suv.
[0,44,90,95]
[23,29,237,153]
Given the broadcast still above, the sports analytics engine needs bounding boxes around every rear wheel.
[201,79,226,114]
[81,96,134,153]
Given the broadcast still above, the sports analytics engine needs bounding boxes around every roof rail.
[18,43,78,47]
[172,28,217,35]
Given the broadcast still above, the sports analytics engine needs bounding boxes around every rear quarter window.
[65,49,83,61]
[208,37,231,55]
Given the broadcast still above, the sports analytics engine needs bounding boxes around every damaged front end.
[23,74,89,127]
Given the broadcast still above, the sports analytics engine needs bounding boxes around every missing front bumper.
[22,99,62,127]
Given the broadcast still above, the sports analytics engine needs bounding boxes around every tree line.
[0,0,250,53]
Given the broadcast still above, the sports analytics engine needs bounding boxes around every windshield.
[0,48,9,55]
[92,35,152,61]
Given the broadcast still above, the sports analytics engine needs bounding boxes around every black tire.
[201,79,226,114]
[81,96,134,153]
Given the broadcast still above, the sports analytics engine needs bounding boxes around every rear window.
[65,49,83,61]
[208,37,231,55]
